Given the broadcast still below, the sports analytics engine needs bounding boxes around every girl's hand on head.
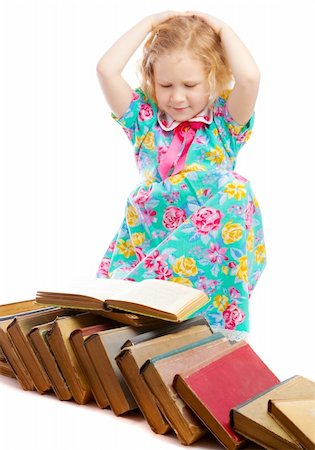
[184,11,226,35]
[148,11,189,30]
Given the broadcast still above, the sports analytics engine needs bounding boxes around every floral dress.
[96,88,266,340]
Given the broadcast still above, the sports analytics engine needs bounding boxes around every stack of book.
[0,279,314,450]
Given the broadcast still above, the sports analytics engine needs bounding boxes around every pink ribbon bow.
[158,121,204,181]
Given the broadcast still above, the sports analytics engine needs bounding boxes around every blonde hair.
[138,15,233,106]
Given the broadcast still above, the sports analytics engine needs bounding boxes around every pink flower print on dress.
[207,243,228,264]
[133,187,152,206]
[123,128,133,140]
[191,207,223,234]
[108,240,116,253]
[231,171,248,183]
[223,302,245,329]
[135,247,146,262]
[139,103,154,121]
[244,201,255,230]
[143,250,159,270]
[142,208,157,226]
[131,91,140,101]
[157,145,169,164]
[162,206,187,231]
[236,133,249,145]
[98,257,111,277]
[143,249,168,270]
[161,191,180,204]
[214,106,224,119]
[228,286,241,300]
[155,262,172,279]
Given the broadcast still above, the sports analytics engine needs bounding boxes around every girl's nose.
[171,89,186,103]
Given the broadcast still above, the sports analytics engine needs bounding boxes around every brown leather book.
[69,320,121,408]
[84,326,143,415]
[0,360,15,378]
[115,321,212,435]
[7,308,74,394]
[46,312,110,404]
[0,317,34,390]
[28,321,72,401]
[0,301,59,391]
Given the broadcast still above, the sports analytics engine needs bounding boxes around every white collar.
[157,105,213,131]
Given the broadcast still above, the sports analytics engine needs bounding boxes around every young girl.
[96,11,266,340]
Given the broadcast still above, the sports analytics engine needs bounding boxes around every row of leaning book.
[0,278,314,450]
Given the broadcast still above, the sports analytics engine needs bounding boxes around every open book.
[36,278,209,322]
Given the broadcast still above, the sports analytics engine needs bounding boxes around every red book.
[174,342,280,450]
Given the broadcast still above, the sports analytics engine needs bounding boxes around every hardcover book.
[0,317,34,390]
[28,321,72,401]
[0,303,59,391]
[174,342,280,450]
[46,312,110,404]
[7,308,74,394]
[231,375,315,449]
[70,321,121,408]
[268,398,315,450]
[0,360,15,378]
[141,333,232,445]
[36,278,209,323]
[115,321,213,434]
[85,326,144,415]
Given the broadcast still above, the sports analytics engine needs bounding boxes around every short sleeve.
[213,89,255,160]
[111,88,158,150]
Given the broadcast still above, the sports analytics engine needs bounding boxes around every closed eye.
[159,83,199,88]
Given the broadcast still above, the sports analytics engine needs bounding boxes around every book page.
[106,279,206,315]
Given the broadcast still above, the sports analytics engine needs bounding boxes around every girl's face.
[153,50,211,121]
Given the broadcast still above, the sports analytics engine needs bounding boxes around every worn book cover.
[36,278,209,322]
[84,326,144,415]
[0,303,59,391]
[122,315,211,348]
[46,312,110,404]
[141,332,232,445]
[116,321,213,435]
[28,321,72,401]
[70,321,121,408]
[174,342,280,450]
[7,308,75,394]
[269,398,315,449]
[231,375,315,449]
[0,360,15,378]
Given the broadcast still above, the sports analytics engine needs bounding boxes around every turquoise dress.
[96,88,266,340]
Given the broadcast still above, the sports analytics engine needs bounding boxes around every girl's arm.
[191,12,260,125]
[96,11,184,118]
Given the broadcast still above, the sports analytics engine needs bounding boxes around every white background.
[0,1,314,449]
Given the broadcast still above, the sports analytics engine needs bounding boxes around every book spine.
[70,331,109,409]
[116,349,170,434]
[47,324,91,405]
[28,329,72,401]
[0,327,34,390]
[85,335,133,415]
[7,319,51,393]
[232,375,299,412]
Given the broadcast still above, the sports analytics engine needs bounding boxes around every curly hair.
[138,15,233,106]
